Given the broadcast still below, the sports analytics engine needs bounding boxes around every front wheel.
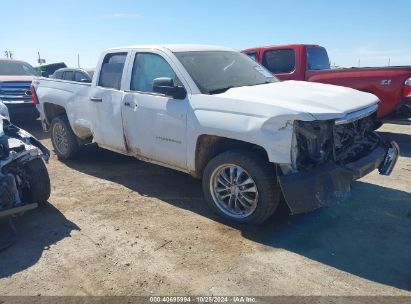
[23,158,51,203]
[202,150,281,225]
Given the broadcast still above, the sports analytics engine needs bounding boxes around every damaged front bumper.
[278,138,399,215]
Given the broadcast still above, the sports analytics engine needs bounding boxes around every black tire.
[50,115,80,160]
[202,150,281,225]
[23,158,51,203]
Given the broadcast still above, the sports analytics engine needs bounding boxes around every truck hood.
[0,76,34,82]
[213,80,379,120]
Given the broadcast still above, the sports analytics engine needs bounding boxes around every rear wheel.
[202,150,281,225]
[50,115,80,159]
[23,158,51,203]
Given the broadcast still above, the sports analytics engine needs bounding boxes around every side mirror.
[152,77,186,99]
[80,78,91,83]
[41,71,49,78]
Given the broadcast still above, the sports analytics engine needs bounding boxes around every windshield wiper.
[208,86,234,95]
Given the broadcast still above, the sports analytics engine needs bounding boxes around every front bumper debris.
[2,119,50,162]
[278,141,399,214]
[0,203,38,218]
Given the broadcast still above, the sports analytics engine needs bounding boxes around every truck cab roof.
[242,44,322,52]
[106,44,235,53]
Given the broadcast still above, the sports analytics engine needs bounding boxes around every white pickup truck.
[32,44,399,224]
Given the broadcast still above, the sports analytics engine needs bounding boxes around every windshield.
[174,51,278,94]
[307,47,330,70]
[0,60,39,76]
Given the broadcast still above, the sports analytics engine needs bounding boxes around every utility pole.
[388,58,391,66]
[37,52,46,65]
[358,59,361,67]
[78,54,80,68]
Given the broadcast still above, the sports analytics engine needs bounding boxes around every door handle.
[90,97,103,102]
[124,101,136,108]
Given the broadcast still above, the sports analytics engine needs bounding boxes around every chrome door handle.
[90,97,102,102]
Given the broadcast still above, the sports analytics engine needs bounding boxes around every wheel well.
[44,103,66,125]
[193,135,269,178]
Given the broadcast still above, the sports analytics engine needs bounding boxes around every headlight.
[293,120,334,171]
[0,102,10,121]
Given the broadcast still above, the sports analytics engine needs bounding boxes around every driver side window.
[130,53,180,93]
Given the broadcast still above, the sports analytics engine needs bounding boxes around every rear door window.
[262,49,295,73]
[98,53,127,90]
[63,71,74,81]
[307,47,330,70]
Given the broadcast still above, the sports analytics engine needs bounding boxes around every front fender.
[186,107,314,171]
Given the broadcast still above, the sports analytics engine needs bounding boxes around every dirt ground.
[0,121,410,296]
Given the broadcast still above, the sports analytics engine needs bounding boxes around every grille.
[333,115,380,164]
[294,114,380,171]
[0,81,32,103]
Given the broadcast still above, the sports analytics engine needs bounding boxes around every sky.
[1,0,410,68]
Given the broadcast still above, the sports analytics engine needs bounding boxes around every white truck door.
[121,51,188,170]
[88,52,129,153]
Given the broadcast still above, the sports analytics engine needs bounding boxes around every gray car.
[51,68,94,83]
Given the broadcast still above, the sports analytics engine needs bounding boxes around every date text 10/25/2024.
[149,296,257,303]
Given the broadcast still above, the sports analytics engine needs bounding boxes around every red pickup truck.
[242,44,411,125]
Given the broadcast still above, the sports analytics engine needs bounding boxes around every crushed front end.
[0,118,50,217]
[278,107,399,214]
